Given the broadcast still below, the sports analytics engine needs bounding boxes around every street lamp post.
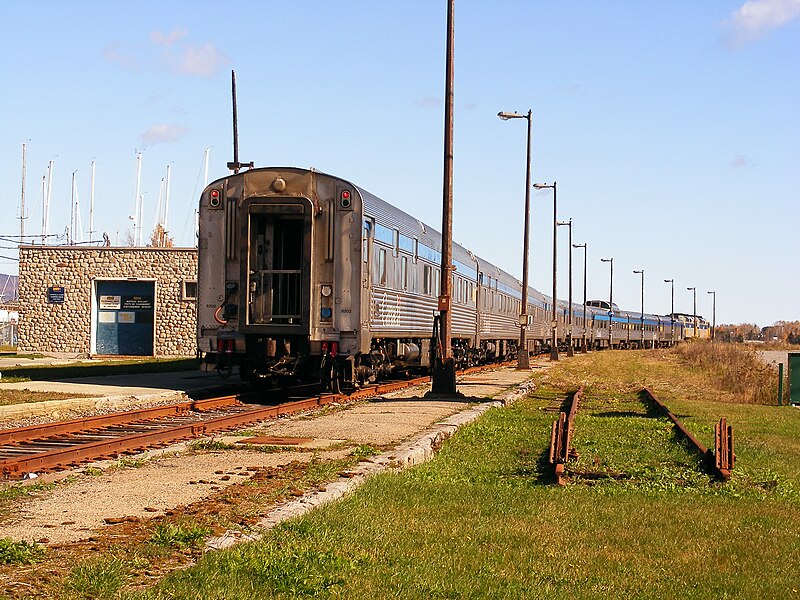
[601,257,614,349]
[633,269,645,348]
[664,278,674,343]
[498,109,533,369]
[707,290,716,341]
[534,182,558,360]
[573,242,587,353]
[687,287,697,338]
[558,219,573,356]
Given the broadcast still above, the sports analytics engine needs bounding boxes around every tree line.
[716,321,800,344]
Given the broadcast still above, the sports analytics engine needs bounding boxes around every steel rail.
[642,388,734,480]
[0,396,240,446]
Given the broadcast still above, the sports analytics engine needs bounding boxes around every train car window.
[379,249,387,287]
[362,221,372,264]
[399,233,415,254]
[400,256,408,290]
[434,269,440,297]
[393,229,399,257]
[374,223,394,246]
[423,264,431,295]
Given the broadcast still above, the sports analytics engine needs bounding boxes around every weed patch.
[0,538,45,565]
[150,522,211,549]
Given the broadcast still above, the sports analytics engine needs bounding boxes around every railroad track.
[0,363,512,480]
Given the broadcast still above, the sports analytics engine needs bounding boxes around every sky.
[1,1,798,327]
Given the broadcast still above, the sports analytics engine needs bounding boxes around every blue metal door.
[95,280,155,355]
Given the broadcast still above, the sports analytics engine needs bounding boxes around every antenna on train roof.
[227,70,253,174]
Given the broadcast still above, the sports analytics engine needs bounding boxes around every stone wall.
[18,247,197,357]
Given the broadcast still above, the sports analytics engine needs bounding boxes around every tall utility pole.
[633,269,645,347]
[601,257,614,348]
[707,290,716,341]
[558,218,573,356]
[664,279,674,343]
[533,182,558,360]
[430,0,458,395]
[573,242,587,352]
[497,109,533,369]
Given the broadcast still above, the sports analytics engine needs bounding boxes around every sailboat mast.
[89,160,96,244]
[133,151,142,246]
[44,160,54,246]
[20,142,26,241]
[70,171,77,245]
[40,175,46,245]
[164,163,171,235]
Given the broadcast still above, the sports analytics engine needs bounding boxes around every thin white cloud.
[173,42,229,77]
[150,28,229,77]
[103,41,138,69]
[730,154,755,168]
[139,124,189,146]
[150,28,188,47]
[724,0,800,46]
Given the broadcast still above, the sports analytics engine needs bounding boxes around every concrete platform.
[0,369,229,424]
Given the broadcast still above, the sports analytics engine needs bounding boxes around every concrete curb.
[205,377,534,551]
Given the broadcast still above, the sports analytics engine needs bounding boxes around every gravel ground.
[757,350,790,368]
[0,367,535,546]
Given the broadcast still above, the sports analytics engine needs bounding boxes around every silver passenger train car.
[197,167,702,389]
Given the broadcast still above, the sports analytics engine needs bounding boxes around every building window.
[182,280,197,301]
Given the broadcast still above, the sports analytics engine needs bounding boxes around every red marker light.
[209,189,221,207]
[341,190,350,200]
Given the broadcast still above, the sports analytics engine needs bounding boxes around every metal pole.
[430,0,457,395]
[778,362,784,406]
[665,279,674,344]
[708,290,716,341]
[634,270,644,348]
[602,258,613,349]
[572,243,587,352]
[517,110,532,369]
[231,70,239,174]
[550,182,558,361]
[498,110,533,368]
[559,219,573,356]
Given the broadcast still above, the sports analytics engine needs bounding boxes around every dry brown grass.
[671,340,777,404]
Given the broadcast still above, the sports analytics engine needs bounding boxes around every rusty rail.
[642,388,734,480]
[548,386,584,485]
[0,396,240,446]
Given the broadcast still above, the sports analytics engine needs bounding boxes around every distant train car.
[197,167,687,389]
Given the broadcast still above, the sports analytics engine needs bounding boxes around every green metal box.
[789,351,800,405]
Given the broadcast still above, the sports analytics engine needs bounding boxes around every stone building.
[18,246,197,357]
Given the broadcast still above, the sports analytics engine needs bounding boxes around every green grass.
[150,522,212,549]
[129,352,800,599]
[63,557,131,599]
[0,538,46,565]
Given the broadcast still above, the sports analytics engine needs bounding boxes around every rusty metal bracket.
[548,386,583,485]
[714,417,735,479]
